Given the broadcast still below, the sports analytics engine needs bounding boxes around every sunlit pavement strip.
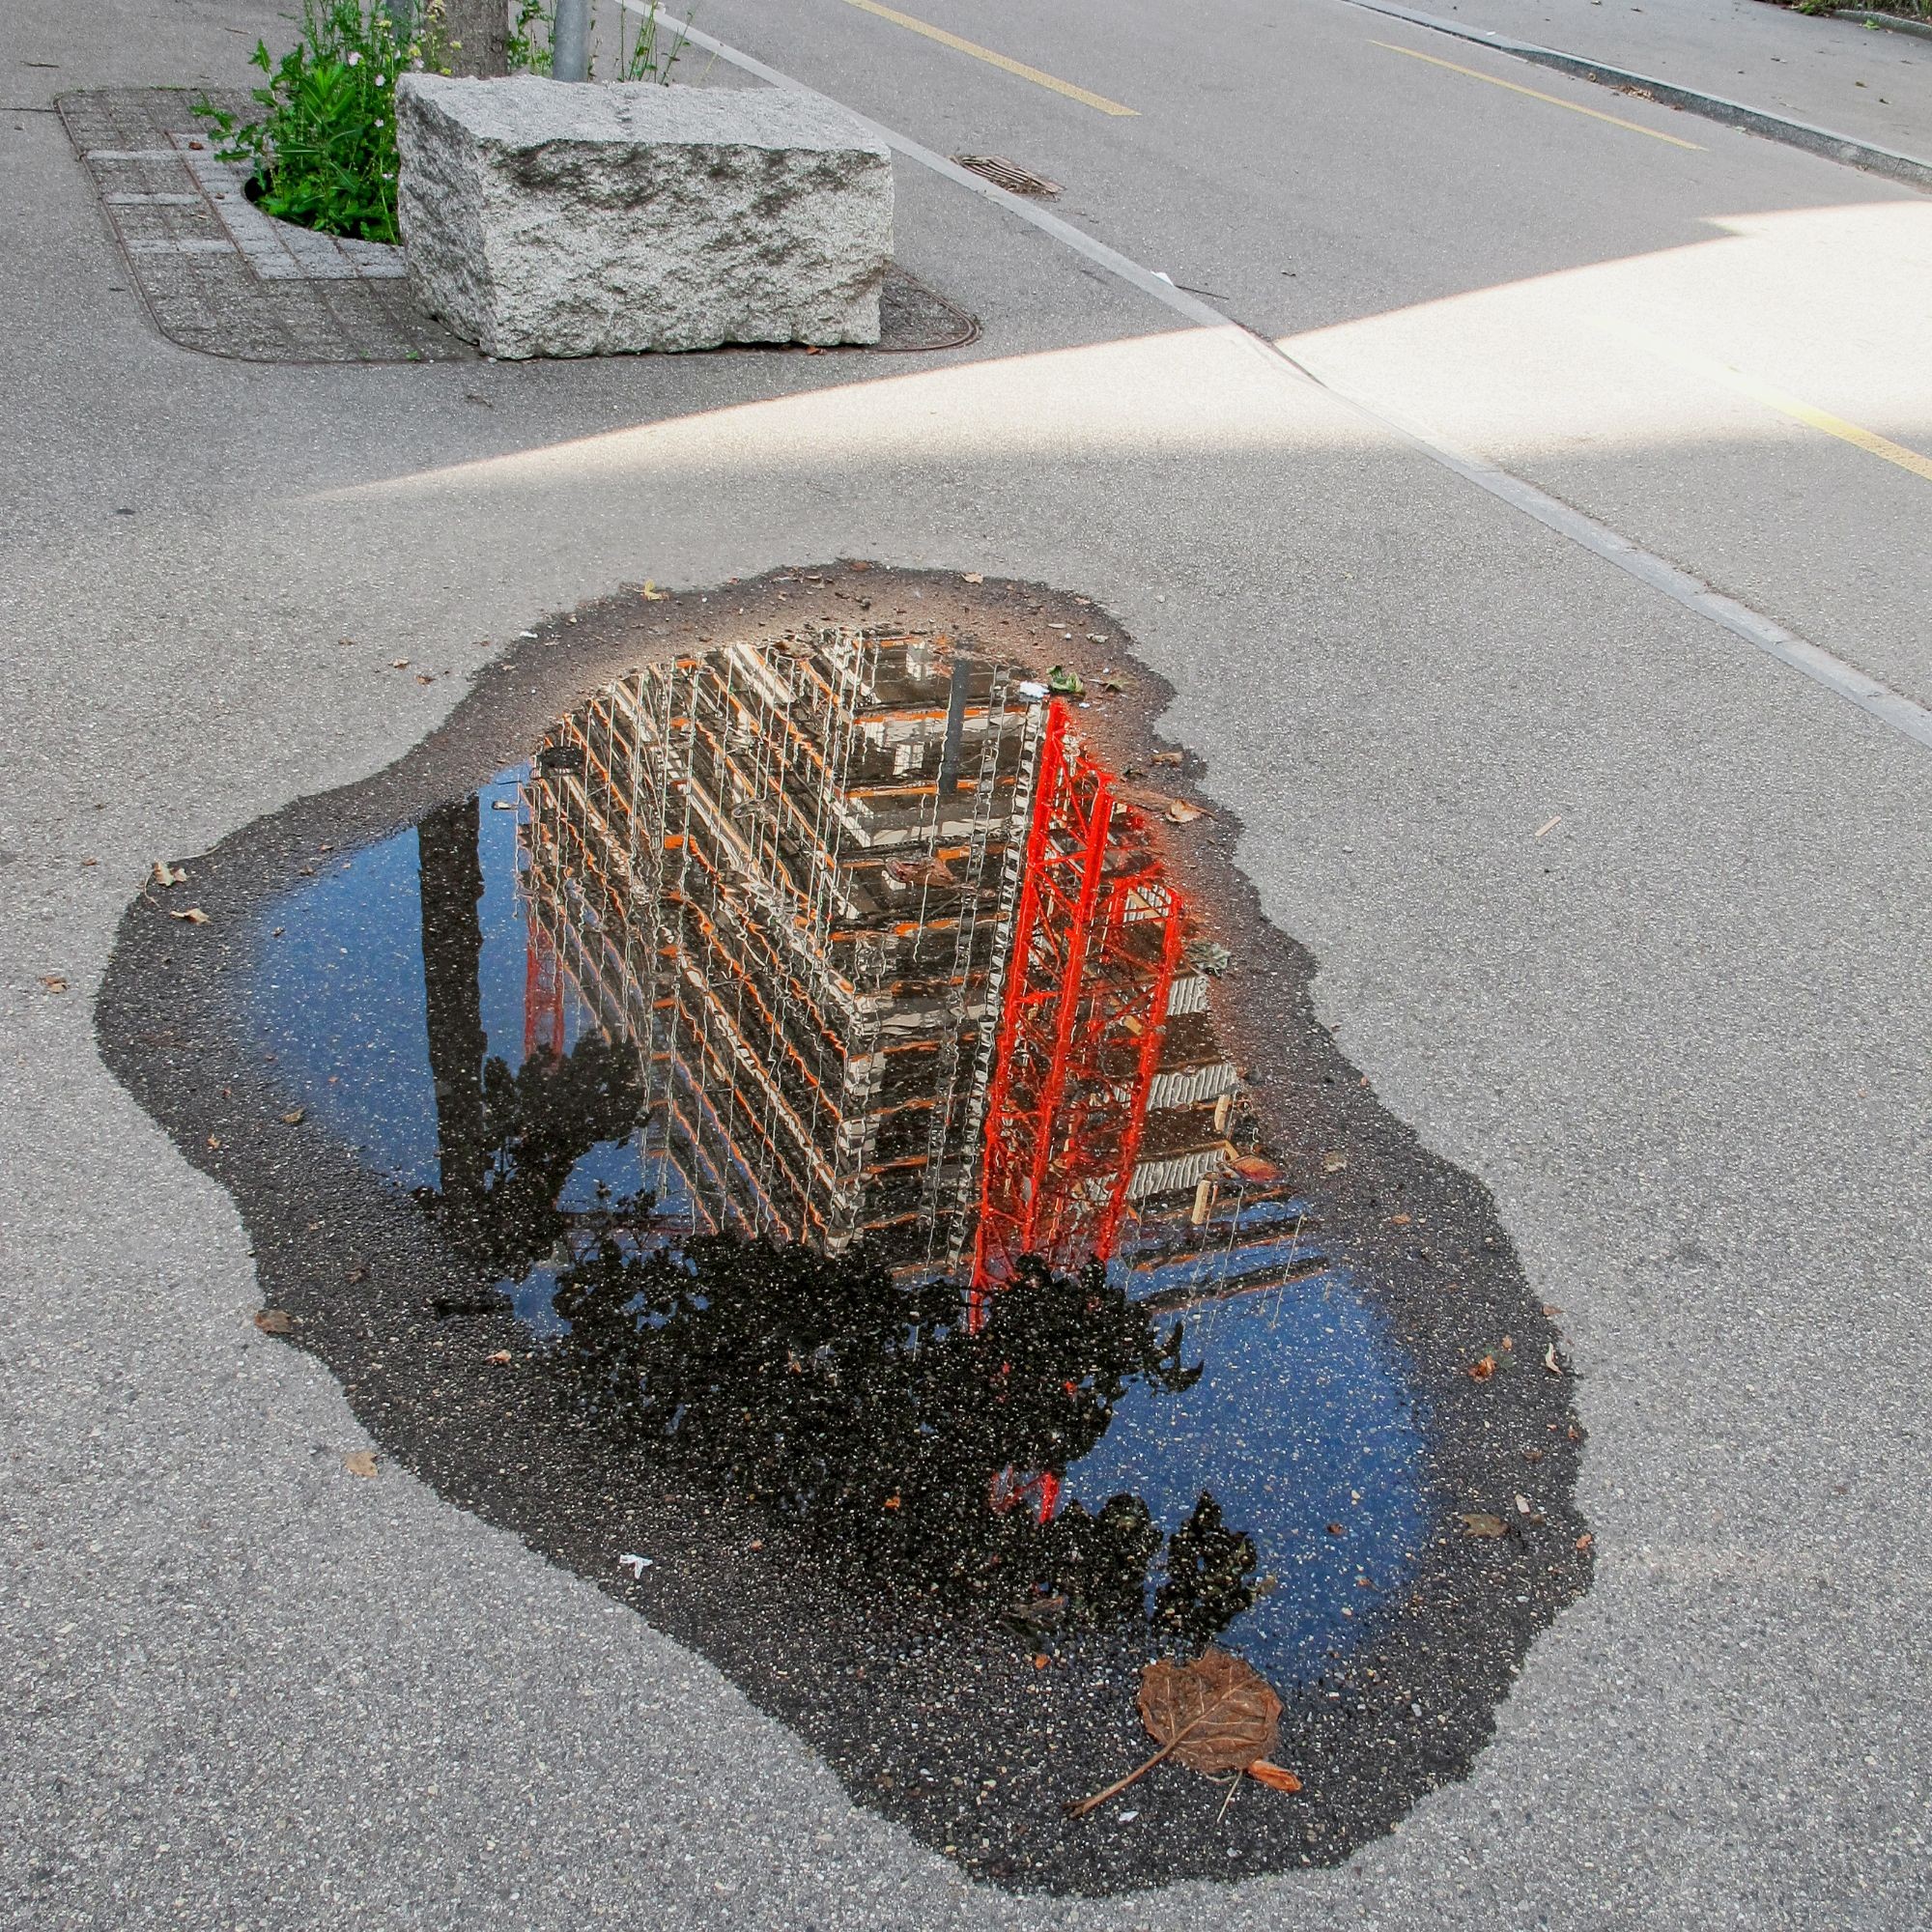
[832,0,1138,115]
[1605,322,1932,487]
[642,5,1932,755]
[1371,41,1705,150]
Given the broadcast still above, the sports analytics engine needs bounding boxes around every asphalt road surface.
[3,1,1928,1928]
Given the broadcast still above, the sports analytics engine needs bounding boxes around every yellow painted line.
[1373,40,1704,150]
[1720,371,1932,483]
[1611,326,1932,486]
[836,0,1138,116]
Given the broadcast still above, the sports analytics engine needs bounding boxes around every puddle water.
[253,632,1426,1692]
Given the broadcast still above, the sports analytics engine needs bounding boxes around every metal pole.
[552,0,591,81]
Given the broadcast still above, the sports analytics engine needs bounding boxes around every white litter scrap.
[617,1552,654,1577]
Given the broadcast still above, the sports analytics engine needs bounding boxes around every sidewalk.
[1359,0,1932,158]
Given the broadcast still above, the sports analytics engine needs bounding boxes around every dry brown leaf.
[487,1350,513,1365]
[1151,749,1184,767]
[961,572,984,584]
[254,1308,295,1335]
[280,1109,305,1125]
[1460,1512,1508,1538]
[40,974,68,993]
[343,1450,378,1478]
[152,861,186,887]
[1067,1650,1283,1818]
[1544,1343,1564,1375]
[1165,800,1207,825]
[170,908,211,925]
[640,580,668,601]
[1246,1760,1303,1793]
[1468,1354,1496,1381]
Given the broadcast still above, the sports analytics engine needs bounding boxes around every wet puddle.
[101,574,1589,1892]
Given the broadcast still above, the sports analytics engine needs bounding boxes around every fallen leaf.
[1066,1650,1284,1818]
[487,1350,512,1365]
[169,908,211,925]
[152,861,186,887]
[1033,1654,1050,1670]
[39,974,68,993]
[640,581,668,601]
[415,673,435,686]
[882,1493,902,1511]
[280,1108,305,1125]
[1544,1344,1564,1375]
[253,1308,295,1334]
[390,658,410,669]
[1165,800,1207,825]
[1391,1212,1411,1226]
[1321,1151,1349,1174]
[1460,1512,1508,1538]
[1576,1532,1594,1551]
[961,572,984,584]
[1468,1354,1496,1381]
[343,1450,378,1478]
[1246,1760,1303,1793]
[1151,750,1184,767]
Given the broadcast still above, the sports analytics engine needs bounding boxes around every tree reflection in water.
[548,1229,1258,1644]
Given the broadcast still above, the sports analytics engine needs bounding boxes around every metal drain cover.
[952,154,1063,197]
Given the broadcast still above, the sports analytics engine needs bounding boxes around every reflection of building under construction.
[517,628,1310,1300]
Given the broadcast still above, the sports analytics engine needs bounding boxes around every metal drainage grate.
[951,154,1063,197]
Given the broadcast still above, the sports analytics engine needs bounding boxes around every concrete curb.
[1836,9,1932,44]
[1339,0,1932,191]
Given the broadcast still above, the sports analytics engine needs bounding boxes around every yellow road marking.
[836,0,1138,116]
[1612,326,1932,486]
[1373,41,1704,150]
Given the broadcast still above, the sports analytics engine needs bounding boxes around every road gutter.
[639,1,1932,755]
[1337,0,1932,192]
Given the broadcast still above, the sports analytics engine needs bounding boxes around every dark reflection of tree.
[548,1236,1253,1645]
[451,1037,643,1281]
[1155,1493,1261,1649]
[415,793,646,1281]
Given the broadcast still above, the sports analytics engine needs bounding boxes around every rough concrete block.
[395,74,892,356]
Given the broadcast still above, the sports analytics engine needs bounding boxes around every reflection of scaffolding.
[518,631,1037,1260]
[522,924,566,1062]
[971,700,1185,1293]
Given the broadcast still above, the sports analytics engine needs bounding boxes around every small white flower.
[375,72,387,86]
[374,117,384,128]
[346,48,361,65]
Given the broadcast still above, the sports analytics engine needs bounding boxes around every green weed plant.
[196,0,698,248]
[194,1,435,245]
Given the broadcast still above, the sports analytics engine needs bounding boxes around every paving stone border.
[61,87,978,365]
